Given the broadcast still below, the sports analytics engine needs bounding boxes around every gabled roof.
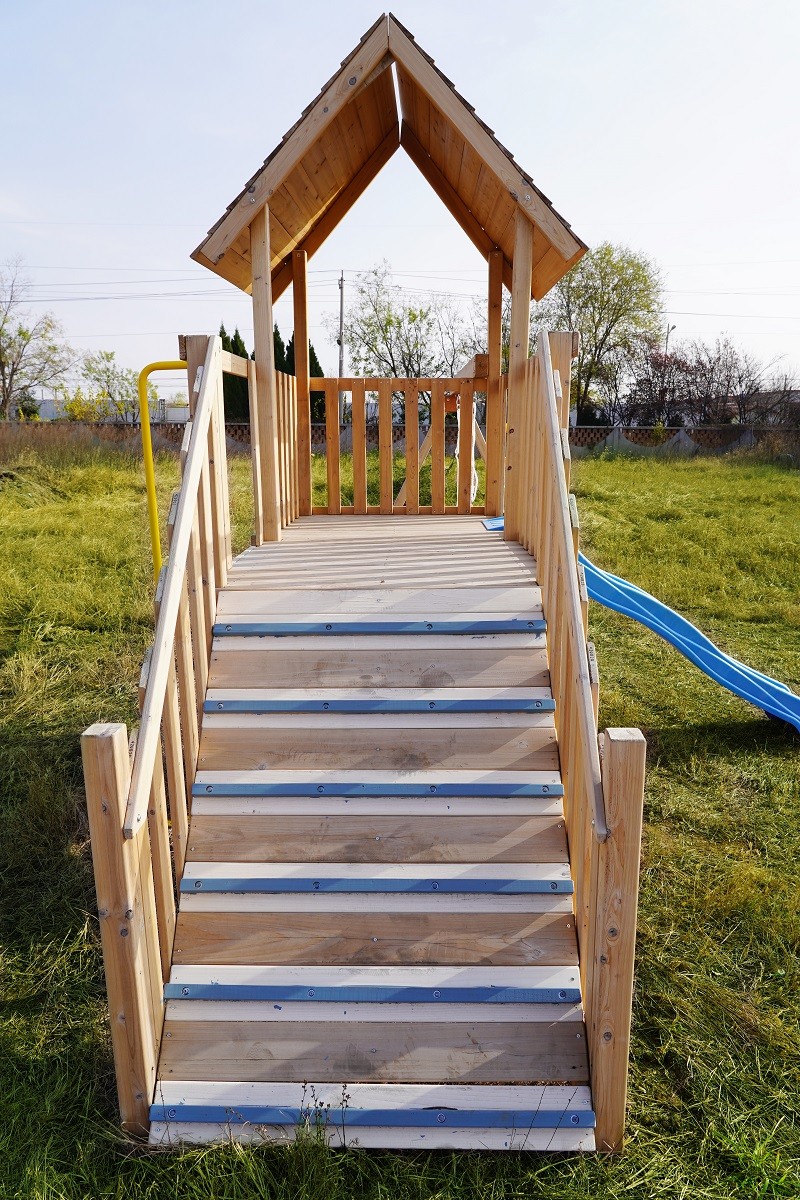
[192,14,586,301]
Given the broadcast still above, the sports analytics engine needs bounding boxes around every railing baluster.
[324,379,341,514]
[352,379,367,514]
[247,360,265,544]
[378,379,393,515]
[405,384,419,514]
[431,381,446,515]
[457,383,473,514]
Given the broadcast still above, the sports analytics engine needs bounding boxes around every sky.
[3,0,800,400]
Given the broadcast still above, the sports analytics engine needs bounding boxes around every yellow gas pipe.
[138,361,188,580]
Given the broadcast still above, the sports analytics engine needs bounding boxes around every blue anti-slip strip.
[192,781,563,798]
[204,697,556,715]
[180,876,573,895]
[212,618,545,637]
[150,1103,594,1129]
[163,983,581,1003]
[481,516,505,531]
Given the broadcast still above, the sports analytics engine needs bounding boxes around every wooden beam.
[220,350,249,379]
[388,16,583,263]
[485,249,504,516]
[292,251,312,515]
[504,211,533,543]
[272,125,399,301]
[82,723,162,1135]
[401,126,513,292]
[250,207,282,541]
[589,728,647,1153]
[533,244,585,302]
[200,18,391,265]
[454,352,489,378]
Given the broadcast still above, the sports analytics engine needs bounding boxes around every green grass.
[311,450,486,508]
[1,445,799,1198]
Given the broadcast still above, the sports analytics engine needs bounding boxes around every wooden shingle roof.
[192,14,586,300]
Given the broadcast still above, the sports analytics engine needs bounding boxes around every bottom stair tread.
[150,1082,596,1151]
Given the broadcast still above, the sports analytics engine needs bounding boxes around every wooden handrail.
[123,336,221,839]
[537,332,607,840]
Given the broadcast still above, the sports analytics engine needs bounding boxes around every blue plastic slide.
[577,553,800,732]
[482,516,800,731]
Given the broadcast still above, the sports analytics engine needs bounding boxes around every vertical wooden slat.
[250,206,282,541]
[485,249,504,517]
[277,373,288,527]
[504,211,533,543]
[207,382,229,588]
[81,723,161,1134]
[197,458,216,638]
[378,379,393,515]
[290,374,299,521]
[351,379,367,514]
[161,657,189,876]
[175,576,199,784]
[431,380,445,515]
[187,513,209,719]
[324,379,341,514]
[405,386,419,514]
[549,330,577,431]
[293,250,312,516]
[457,386,474,514]
[589,728,647,1153]
[247,359,265,544]
[147,747,175,982]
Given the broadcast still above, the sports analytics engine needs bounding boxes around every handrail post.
[81,723,162,1135]
[588,727,647,1152]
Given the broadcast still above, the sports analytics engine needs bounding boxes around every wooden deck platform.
[150,517,594,1150]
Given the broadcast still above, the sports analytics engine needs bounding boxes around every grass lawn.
[0,444,798,1199]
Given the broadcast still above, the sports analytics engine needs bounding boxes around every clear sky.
[4,0,799,398]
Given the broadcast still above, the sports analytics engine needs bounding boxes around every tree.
[331,261,474,383]
[219,323,251,421]
[0,259,73,420]
[534,242,663,422]
[82,350,147,423]
[285,332,326,421]
[273,325,287,373]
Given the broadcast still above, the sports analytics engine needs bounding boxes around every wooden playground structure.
[81,15,646,1153]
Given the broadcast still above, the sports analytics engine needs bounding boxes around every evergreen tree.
[274,325,287,373]
[286,333,326,421]
[219,323,250,421]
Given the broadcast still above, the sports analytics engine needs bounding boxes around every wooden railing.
[507,330,647,1152]
[81,335,248,1133]
[306,375,506,516]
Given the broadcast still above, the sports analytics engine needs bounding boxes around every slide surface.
[481,516,800,731]
[578,552,800,733]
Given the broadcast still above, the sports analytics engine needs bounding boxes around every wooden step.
[197,712,559,772]
[209,634,550,688]
[184,811,569,863]
[171,907,578,966]
[215,586,543,616]
[149,1082,595,1150]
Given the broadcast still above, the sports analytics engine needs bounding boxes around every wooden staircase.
[81,333,646,1154]
[149,517,593,1149]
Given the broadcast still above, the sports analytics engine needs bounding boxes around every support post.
[588,727,647,1152]
[504,212,533,542]
[250,206,282,541]
[485,248,504,516]
[293,250,312,515]
[81,723,162,1135]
